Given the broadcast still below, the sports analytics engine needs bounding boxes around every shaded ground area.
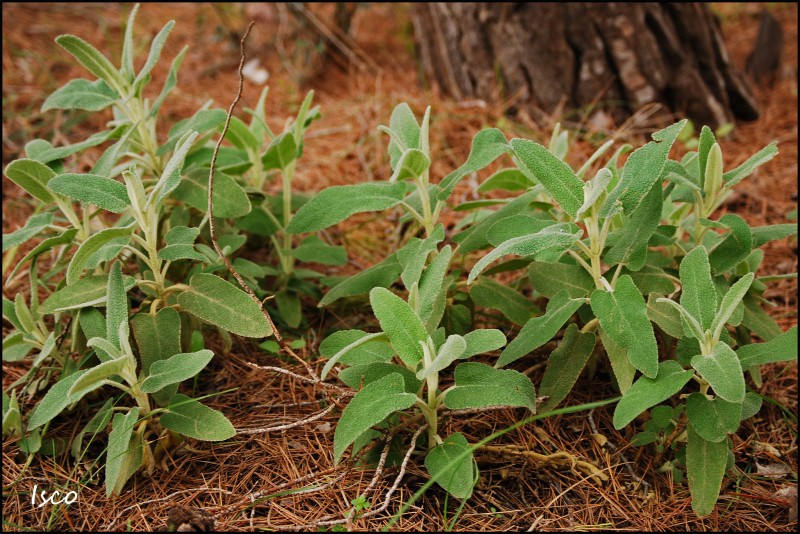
[2,3,797,531]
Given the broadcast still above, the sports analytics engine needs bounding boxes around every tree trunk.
[411,3,759,129]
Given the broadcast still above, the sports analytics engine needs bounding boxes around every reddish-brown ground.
[2,3,797,531]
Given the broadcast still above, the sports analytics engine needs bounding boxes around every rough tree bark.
[411,3,760,129]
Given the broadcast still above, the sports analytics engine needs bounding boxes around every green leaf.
[224,116,260,151]
[41,274,135,314]
[444,362,536,412]
[625,266,676,295]
[538,324,596,411]
[686,393,741,443]
[599,327,636,395]
[590,275,659,378]
[577,168,613,218]
[741,294,783,341]
[468,224,581,284]
[478,168,534,192]
[320,331,390,380]
[150,45,188,118]
[455,191,539,254]
[131,308,181,404]
[337,362,421,394]
[47,173,130,213]
[510,138,583,217]
[7,228,78,281]
[67,356,127,400]
[528,261,595,298]
[655,297,704,341]
[710,273,754,340]
[3,390,22,436]
[120,4,139,79]
[740,392,762,421]
[133,20,175,88]
[680,246,717,331]
[42,78,119,111]
[462,329,507,359]
[686,426,729,517]
[389,148,430,182]
[319,330,394,367]
[646,293,685,339]
[319,254,403,306]
[604,181,662,271]
[105,262,128,351]
[497,290,583,367]
[27,370,89,429]
[152,130,198,205]
[709,214,753,274]
[157,226,207,262]
[287,183,406,234]
[697,126,716,189]
[612,360,694,429]
[140,349,214,393]
[425,433,477,499]
[417,335,467,380]
[2,213,53,252]
[737,326,798,367]
[751,223,797,248]
[438,128,510,201]
[289,235,347,266]
[106,408,142,497]
[158,109,226,156]
[604,120,686,216]
[470,276,538,326]
[369,287,428,368]
[261,132,297,170]
[418,246,453,329]
[177,274,271,338]
[486,215,553,246]
[722,142,778,187]
[67,224,134,285]
[55,34,124,89]
[397,224,445,290]
[691,342,745,403]
[275,289,302,329]
[34,127,123,164]
[4,159,56,203]
[172,168,251,219]
[160,393,236,441]
[333,373,417,463]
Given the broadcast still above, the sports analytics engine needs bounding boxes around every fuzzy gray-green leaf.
[105,407,141,497]
[425,433,477,499]
[55,34,125,89]
[42,78,119,111]
[686,425,729,517]
[686,393,741,443]
[468,224,581,284]
[27,370,87,429]
[691,342,745,403]
[67,225,134,285]
[133,20,175,88]
[438,129,511,201]
[333,373,416,463]
[287,183,406,234]
[736,326,797,367]
[680,246,717,331]
[178,274,271,338]
[48,173,130,213]
[160,394,236,441]
[470,276,538,326]
[417,334,467,380]
[612,360,694,429]
[319,254,402,306]
[539,324,596,411]
[4,159,56,203]
[2,213,53,253]
[722,142,778,187]
[590,275,659,378]
[41,274,135,314]
[172,168,251,219]
[462,329,507,359]
[646,293,685,339]
[444,362,536,412]
[528,261,595,298]
[511,138,583,217]
[497,290,583,367]
[369,287,428,368]
[140,349,214,393]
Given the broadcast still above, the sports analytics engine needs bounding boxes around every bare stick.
[206,22,325,382]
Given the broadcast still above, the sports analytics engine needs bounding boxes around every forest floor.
[2,3,797,531]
